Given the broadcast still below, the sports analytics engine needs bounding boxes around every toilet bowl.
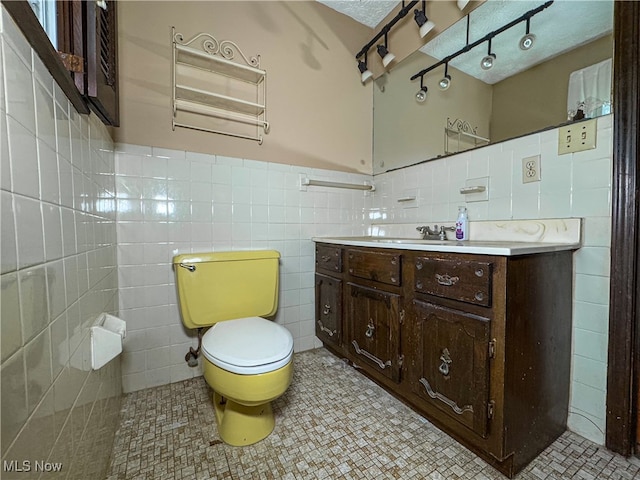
[202,316,293,446]
[172,250,293,446]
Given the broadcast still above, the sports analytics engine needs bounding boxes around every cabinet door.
[315,274,342,348]
[347,283,401,382]
[411,299,491,437]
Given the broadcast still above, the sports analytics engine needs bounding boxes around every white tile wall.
[115,144,372,393]
[0,6,121,477]
[116,116,612,446]
[369,115,613,445]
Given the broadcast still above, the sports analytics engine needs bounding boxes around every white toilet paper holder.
[91,313,127,370]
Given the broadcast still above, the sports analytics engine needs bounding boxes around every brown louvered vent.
[86,0,119,126]
[98,2,116,87]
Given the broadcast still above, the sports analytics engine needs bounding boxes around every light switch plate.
[558,118,597,154]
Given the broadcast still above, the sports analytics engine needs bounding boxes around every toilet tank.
[173,250,280,329]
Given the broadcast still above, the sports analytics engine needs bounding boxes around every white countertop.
[312,236,580,256]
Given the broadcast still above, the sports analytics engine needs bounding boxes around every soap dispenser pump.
[455,206,468,241]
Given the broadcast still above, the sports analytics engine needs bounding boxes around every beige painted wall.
[115,1,374,173]
[491,35,613,143]
[373,50,492,173]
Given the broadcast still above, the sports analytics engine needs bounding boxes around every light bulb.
[481,53,496,70]
[415,86,428,103]
[382,52,395,68]
[519,33,536,50]
[358,60,373,83]
[439,75,451,90]
[414,9,435,38]
[419,20,435,38]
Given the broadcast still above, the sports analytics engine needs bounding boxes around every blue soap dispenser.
[455,206,468,241]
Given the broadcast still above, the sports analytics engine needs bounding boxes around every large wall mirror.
[373,0,613,174]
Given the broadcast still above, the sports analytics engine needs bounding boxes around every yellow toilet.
[172,250,293,446]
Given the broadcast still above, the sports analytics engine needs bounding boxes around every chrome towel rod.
[300,177,375,191]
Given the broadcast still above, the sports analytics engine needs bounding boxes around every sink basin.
[371,237,457,245]
[341,236,457,245]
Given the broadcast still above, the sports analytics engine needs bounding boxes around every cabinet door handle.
[317,320,336,337]
[475,269,484,277]
[416,261,423,270]
[416,280,423,290]
[435,274,459,286]
[365,320,375,338]
[439,348,452,376]
[321,255,331,263]
[475,292,485,301]
[322,304,331,315]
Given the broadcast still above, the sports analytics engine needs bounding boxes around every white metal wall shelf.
[171,28,269,144]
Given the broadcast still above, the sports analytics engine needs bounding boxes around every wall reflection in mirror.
[373,0,613,174]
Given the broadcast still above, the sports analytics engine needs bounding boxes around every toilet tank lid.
[173,250,280,265]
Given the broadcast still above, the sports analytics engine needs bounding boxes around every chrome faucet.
[417,225,455,241]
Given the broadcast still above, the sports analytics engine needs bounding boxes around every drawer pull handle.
[391,276,397,284]
[352,340,392,370]
[435,274,459,286]
[391,257,398,265]
[439,348,452,376]
[317,320,336,337]
[475,269,484,277]
[321,255,331,262]
[322,304,331,315]
[416,261,423,270]
[365,320,375,338]
[418,378,473,416]
[416,281,423,290]
[475,292,484,301]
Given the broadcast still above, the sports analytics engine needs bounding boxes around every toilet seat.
[202,316,294,375]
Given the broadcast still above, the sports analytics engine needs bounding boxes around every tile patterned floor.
[106,348,640,480]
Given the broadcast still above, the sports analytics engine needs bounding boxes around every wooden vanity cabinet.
[314,243,574,478]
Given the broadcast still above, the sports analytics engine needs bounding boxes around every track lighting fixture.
[519,18,536,50]
[410,1,554,85]
[355,1,418,81]
[414,1,435,38]
[415,77,428,103]
[480,38,496,70]
[358,54,373,83]
[439,63,451,90]
[377,34,396,68]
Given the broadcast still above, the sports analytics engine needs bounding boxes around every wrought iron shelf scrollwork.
[444,117,489,155]
[171,27,269,144]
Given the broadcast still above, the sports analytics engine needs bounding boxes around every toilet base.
[213,392,275,446]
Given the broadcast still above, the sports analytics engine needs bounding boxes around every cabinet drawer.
[347,249,401,286]
[414,257,492,307]
[316,244,342,273]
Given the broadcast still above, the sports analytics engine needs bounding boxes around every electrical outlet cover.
[522,155,541,183]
